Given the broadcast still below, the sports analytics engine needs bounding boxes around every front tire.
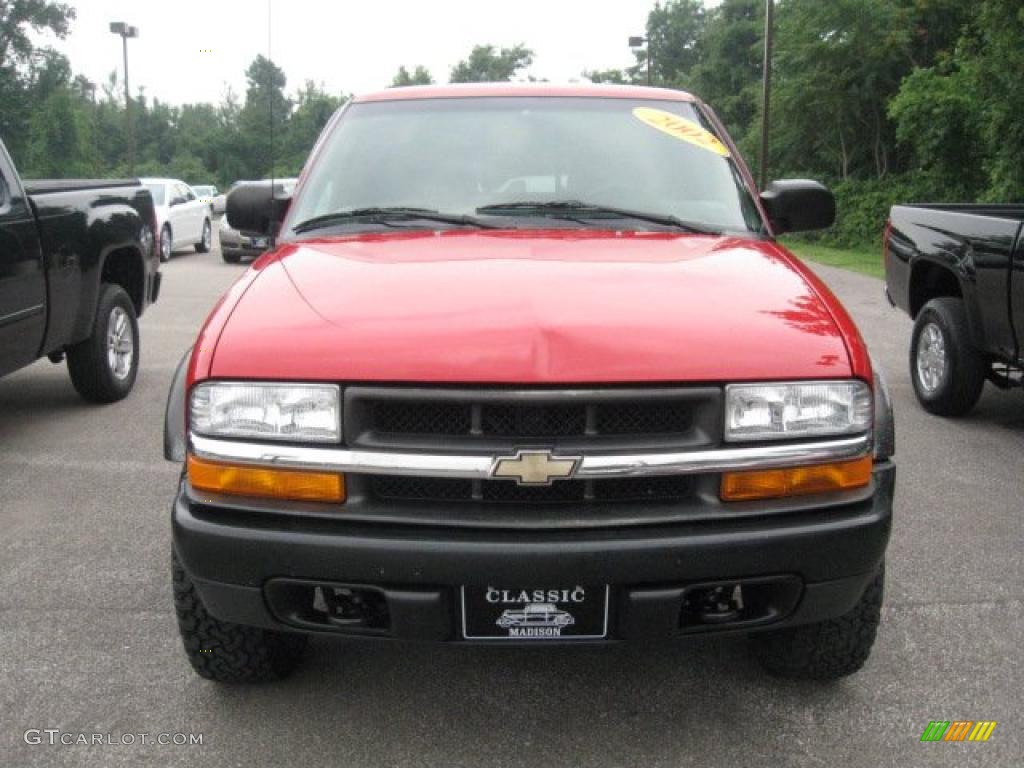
[66,284,139,403]
[172,550,307,683]
[910,297,986,417]
[222,249,241,264]
[195,219,212,253]
[751,567,884,680]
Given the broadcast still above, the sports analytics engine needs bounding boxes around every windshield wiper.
[292,207,499,234]
[475,201,721,235]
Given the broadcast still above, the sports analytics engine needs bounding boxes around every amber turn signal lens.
[187,455,346,503]
[721,456,872,502]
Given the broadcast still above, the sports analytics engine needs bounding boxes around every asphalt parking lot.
[1,224,1021,767]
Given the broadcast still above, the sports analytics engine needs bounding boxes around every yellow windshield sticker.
[632,107,731,157]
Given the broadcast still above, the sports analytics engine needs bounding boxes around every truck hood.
[210,230,855,383]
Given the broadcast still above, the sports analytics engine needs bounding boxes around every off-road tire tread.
[752,567,884,680]
[172,551,306,683]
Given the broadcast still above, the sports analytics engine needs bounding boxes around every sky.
[40,0,659,106]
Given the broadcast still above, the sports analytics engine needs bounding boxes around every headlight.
[190,382,340,443]
[725,380,871,442]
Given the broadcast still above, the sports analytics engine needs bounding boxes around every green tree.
[285,80,344,173]
[971,0,1024,200]
[391,65,433,86]
[17,49,100,177]
[238,55,292,179]
[134,93,179,166]
[449,44,533,83]
[26,86,91,176]
[690,0,762,137]
[643,0,706,85]
[770,0,913,180]
[92,72,129,173]
[0,0,77,166]
[175,102,223,180]
[582,68,630,84]
[0,0,74,69]
[213,86,245,186]
[889,0,1024,201]
[887,66,979,190]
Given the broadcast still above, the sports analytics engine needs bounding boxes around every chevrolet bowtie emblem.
[490,450,581,486]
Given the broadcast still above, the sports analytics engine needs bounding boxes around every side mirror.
[226,181,291,237]
[170,196,186,207]
[760,180,836,234]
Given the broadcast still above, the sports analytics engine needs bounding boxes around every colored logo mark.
[920,721,997,742]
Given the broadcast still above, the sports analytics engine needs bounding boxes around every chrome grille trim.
[189,432,871,480]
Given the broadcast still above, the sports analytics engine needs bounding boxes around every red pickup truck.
[164,84,894,683]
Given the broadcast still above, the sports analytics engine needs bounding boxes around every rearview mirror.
[760,180,835,234]
[226,181,291,237]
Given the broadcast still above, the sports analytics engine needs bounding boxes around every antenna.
[268,0,274,210]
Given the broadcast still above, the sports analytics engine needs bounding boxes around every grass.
[780,239,885,279]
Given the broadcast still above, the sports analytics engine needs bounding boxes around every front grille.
[594,475,693,501]
[370,476,473,503]
[351,389,716,448]
[598,400,692,435]
[481,403,586,438]
[347,386,720,523]
[483,479,585,504]
[372,401,471,436]
[372,400,692,438]
[370,475,693,505]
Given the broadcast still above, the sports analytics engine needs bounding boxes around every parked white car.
[141,178,212,262]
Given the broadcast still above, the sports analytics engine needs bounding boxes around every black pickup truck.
[0,139,160,402]
[885,204,1024,416]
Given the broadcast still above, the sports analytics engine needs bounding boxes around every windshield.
[285,97,763,236]
[144,183,166,206]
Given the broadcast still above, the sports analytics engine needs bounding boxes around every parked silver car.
[219,178,297,264]
[219,216,272,264]
[192,185,225,216]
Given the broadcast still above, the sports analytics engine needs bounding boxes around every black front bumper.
[172,462,894,643]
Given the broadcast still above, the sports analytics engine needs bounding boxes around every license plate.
[461,585,609,640]
[250,236,268,248]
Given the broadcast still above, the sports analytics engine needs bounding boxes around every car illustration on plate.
[496,603,575,629]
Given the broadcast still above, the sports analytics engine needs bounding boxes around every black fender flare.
[164,346,193,462]
[871,358,895,461]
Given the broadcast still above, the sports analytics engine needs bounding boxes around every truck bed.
[885,202,1024,365]
[893,203,1024,222]
[23,178,141,195]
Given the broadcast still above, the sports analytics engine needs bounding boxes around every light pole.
[628,35,652,86]
[759,0,774,190]
[109,21,139,176]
